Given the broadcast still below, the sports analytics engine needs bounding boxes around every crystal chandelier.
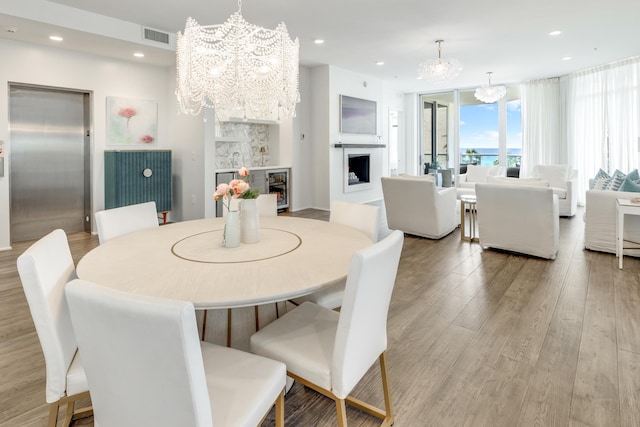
[474,72,506,103]
[417,40,463,84]
[175,0,300,122]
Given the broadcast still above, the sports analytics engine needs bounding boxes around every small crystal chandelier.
[474,72,507,103]
[175,0,300,122]
[417,40,463,84]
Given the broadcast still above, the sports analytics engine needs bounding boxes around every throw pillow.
[619,169,640,192]
[608,169,626,191]
[590,168,611,190]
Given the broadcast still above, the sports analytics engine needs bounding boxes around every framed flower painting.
[106,96,158,145]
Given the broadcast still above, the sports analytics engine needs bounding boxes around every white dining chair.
[291,200,380,309]
[16,229,91,427]
[65,279,286,427]
[222,194,277,217]
[250,230,404,426]
[94,201,159,244]
[257,193,278,216]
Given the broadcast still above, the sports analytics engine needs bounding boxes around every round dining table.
[76,216,372,348]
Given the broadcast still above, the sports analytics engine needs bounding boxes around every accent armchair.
[531,164,578,217]
[475,183,559,259]
[381,175,458,239]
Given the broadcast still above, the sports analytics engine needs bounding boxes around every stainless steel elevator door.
[9,86,89,242]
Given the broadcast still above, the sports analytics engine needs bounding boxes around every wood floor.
[2,207,640,426]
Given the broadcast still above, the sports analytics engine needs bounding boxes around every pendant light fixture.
[417,39,463,84]
[175,0,300,122]
[474,72,506,103]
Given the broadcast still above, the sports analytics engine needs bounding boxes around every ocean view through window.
[460,93,521,167]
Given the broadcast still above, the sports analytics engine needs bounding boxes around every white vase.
[222,210,240,248]
[240,199,260,244]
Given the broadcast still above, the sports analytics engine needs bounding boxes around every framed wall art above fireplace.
[339,95,377,135]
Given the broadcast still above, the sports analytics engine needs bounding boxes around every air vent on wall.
[143,27,170,45]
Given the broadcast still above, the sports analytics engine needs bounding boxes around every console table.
[616,198,640,269]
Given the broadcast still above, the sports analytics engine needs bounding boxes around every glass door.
[267,169,289,211]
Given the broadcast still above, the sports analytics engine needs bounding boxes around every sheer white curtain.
[565,58,640,205]
[607,59,640,173]
[523,57,640,205]
[521,78,563,177]
[563,69,607,205]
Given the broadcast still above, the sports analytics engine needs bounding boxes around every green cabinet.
[104,150,172,212]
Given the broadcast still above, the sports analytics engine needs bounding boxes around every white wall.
[290,66,314,211]
[309,65,406,210]
[311,66,331,210]
[0,38,409,249]
[0,39,203,249]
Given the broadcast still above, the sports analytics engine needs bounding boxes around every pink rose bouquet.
[213,167,260,211]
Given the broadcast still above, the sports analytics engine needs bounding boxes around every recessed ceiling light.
[376,61,384,66]
[49,35,63,42]
[562,56,572,61]
[549,30,562,36]
[314,39,324,44]
[133,52,145,58]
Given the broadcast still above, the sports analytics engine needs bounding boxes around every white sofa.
[381,175,458,239]
[475,183,559,259]
[585,189,640,256]
[531,164,578,217]
[456,165,505,198]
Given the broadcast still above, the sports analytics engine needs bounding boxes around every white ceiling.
[1,0,639,93]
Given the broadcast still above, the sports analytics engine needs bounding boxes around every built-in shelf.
[334,144,386,148]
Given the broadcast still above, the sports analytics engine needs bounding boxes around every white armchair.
[381,175,457,239]
[475,183,559,260]
[531,164,578,217]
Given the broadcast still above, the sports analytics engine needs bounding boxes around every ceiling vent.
[143,27,170,45]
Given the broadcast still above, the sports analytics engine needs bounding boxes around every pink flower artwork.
[107,97,157,146]
[118,108,136,119]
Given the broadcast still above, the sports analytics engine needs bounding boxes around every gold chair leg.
[227,308,232,347]
[336,398,348,427]
[254,306,260,331]
[275,389,285,427]
[48,401,60,427]
[379,352,394,426]
[62,398,75,426]
[201,309,208,341]
[49,391,93,427]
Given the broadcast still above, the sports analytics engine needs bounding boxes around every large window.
[419,86,521,176]
[459,87,521,168]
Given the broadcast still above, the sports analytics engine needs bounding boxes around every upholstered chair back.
[381,175,458,239]
[65,279,213,427]
[330,200,380,242]
[16,229,79,403]
[257,194,278,216]
[331,229,404,398]
[95,201,158,244]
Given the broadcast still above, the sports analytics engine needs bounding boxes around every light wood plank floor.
[2,207,640,426]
